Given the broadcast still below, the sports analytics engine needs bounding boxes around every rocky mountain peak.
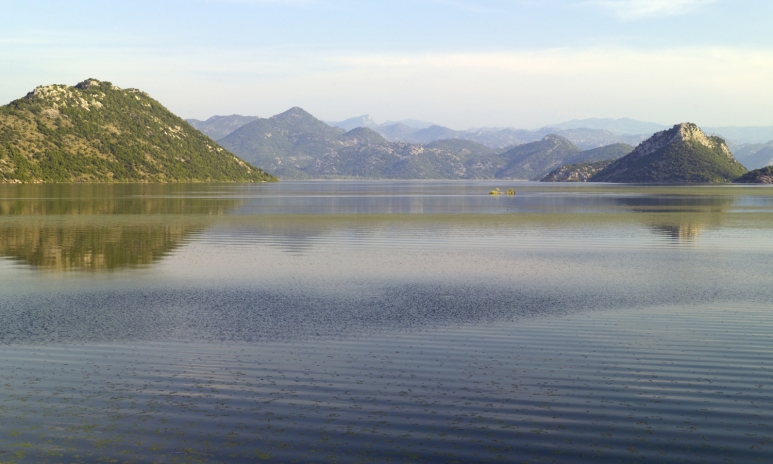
[590,122,745,183]
[673,123,714,147]
[630,123,731,159]
[278,107,313,119]
[75,78,109,90]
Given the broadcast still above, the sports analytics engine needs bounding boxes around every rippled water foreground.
[0,181,772,463]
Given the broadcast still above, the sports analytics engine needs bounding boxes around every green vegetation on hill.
[0,79,276,183]
[734,166,773,184]
[494,135,582,180]
[541,160,616,182]
[591,123,746,183]
[424,139,497,157]
[579,143,635,162]
[219,107,345,179]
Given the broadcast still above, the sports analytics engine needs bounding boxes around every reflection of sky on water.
[1,304,772,463]
[2,182,773,463]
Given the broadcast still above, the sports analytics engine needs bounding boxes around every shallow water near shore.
[0,181,772,463]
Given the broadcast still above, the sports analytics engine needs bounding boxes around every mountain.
[590,123,747,183]
[320,115,773,148]
[219,107,346,178]
[372,124,644,150]
[704,126,773,144]
[424,139,498,158]
[495,135,582,179]
[327,115,378,131]
[224,114,499,179]
[734,166,773,184]
[729,140,773,170]
[546,118,668,135]
[304,129,474,179]
[219,107,637,180]
[327,116,434,132]
[381,118,434,129]
[186,115,261,140]
[540,129,644,150]
[401,125,462,144]
[541,160,617,182]
[377,123,424,142]
[578,143,636,161]
[740,146,773,170]
[731,141,772,159]
[494,138,632,180]
[0,79,275,183]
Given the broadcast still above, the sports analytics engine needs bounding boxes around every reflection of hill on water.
[615,196,733,241]
[0,220,209,272]
[0,184,242,271]
[615,195,734,213]
[648,219,710,240]
[0,183,240,216]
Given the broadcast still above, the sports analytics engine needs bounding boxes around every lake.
[0,181,772,463]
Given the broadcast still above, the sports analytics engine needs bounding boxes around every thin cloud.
[586,0,717,20]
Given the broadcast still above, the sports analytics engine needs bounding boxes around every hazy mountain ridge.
[545,118,668,135]
[372,124,645,150]
[204,114,773,150]
[496,138,633,180]
[327,115,433,131]
[0,79,275,183]
[728,140,773,170]
[591,123,747,183]
[187,115,261,140]
[218,108,633,180]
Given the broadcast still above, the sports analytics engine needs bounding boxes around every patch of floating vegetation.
[0,304,772,463]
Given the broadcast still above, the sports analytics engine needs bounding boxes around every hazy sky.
[3,0,772,129]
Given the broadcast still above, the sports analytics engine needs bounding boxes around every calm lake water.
[0,181,772,463]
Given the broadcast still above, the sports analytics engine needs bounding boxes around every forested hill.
[0,79,276,183]
[591,123,747,183]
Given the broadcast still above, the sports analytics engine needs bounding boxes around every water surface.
[0,181,772,463]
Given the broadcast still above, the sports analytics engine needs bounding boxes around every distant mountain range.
[181,111,773,180]
[326,115,434,131]
[543,118,669,135]
[213,108,634,180]
[325,116,648,150]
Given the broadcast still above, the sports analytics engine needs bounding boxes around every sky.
[2,0,773,129]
